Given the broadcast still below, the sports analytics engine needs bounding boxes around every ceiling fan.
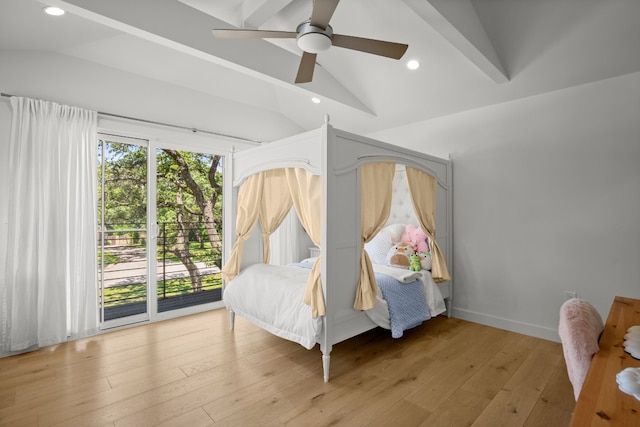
[211,0,408,84]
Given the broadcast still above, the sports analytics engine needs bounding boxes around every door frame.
[98,133,152,329]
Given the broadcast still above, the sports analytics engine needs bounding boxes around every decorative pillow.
[385,242,415,269]
[382,223,406,244]
[364,231,393,265]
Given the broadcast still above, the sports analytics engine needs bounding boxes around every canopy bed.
[221,120,452,381]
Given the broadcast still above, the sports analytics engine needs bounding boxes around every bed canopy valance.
[221,126,450,319]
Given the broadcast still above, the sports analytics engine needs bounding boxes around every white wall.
[372,72,640,341]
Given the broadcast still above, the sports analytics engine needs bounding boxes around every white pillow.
[365,231,393,265]
[382,223,406,243]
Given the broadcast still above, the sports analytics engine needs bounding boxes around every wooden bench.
[570,296,640,426]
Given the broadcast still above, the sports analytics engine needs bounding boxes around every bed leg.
[322,354,330,382]
[229,310,235,330]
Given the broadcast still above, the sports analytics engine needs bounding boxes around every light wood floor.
[0,309,575,426]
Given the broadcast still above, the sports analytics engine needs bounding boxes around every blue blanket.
[375,272,431,338]
[288,262,430,339]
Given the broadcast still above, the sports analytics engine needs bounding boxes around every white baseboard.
[451,307,561,343]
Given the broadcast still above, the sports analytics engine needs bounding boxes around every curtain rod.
[0,92,263,145]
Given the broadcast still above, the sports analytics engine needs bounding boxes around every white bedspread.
[223,263,322,350]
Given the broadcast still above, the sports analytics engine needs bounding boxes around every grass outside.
[100,241,222,307]
[99,251,120,265]
[103,273,222,306]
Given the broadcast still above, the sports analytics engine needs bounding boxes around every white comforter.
[223,263,322,349]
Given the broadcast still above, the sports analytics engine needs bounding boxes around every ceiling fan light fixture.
[297,32,332,54]
[296,21,333,54]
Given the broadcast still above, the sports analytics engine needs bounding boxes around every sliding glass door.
[97,135,151,327]
[97,134,224,329]
[154,148,224,314]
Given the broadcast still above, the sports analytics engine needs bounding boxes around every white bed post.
[229,310,235,330]
[322,349,331,382]
[321,117,332,383]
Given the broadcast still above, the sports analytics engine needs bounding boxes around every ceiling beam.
[242,0,296,28]
[44,0,374,116]
[403,0,508,83]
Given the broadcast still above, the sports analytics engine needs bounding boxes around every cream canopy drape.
[221,172,264,281]
[285,168,324,317]
[258,169,293,263]
[406,167,451,282]
[355,162,395,311]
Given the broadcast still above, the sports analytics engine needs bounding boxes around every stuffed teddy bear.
[385,242,415,268]
[409,254,422,271]
[401,224,429,254]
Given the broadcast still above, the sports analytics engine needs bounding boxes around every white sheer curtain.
[269,208,300,266]
[0,97,98,353]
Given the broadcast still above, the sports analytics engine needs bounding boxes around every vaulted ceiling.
[2,0,639,143]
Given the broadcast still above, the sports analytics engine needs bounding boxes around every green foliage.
[97,143,224,233]
[98,141,147,228]
[98,251,119,265]
[156,149,223,234]
[98,139,225,294]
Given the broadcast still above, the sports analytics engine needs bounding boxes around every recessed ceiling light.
[311,97,321,104]
[43,6,65,16]
[406,59,420,70]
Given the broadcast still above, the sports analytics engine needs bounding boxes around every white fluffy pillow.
[364,231,393,265]
[382,223,406,243]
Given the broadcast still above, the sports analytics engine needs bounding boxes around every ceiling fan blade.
[332,34,408,59]
[295,52,317,83]
[310,0,340,28]
[212,29,296,39]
